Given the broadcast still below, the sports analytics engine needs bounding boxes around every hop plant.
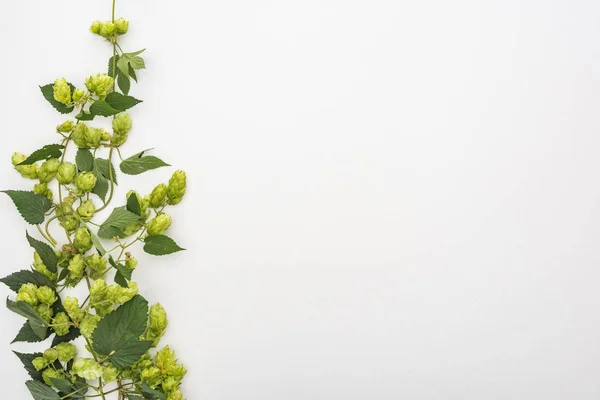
[1,3,188,399]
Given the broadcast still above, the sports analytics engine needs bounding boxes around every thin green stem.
[57,138,74,246]
[44,215,59,246]
[36,224,55,246]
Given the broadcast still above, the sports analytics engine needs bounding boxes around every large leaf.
[120,149,170,175]
[15,352,44,381]
[18,144,64,165]
[26,231,57,273]
[92,295,151,369]
[26,380,60,400]
[117,49,146,77]
[98,206,141,239]
[12,322,50,344]
[144,235,185,256]
[2,190,53,225]
[39,84,74,114]
[6,298,48,339]
[1,270,54,292]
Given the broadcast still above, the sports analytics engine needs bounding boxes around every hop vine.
[2,1,188,399]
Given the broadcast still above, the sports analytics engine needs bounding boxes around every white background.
[1,0,600,399]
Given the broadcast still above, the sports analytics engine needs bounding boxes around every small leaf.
[18,144,64,165]
[75,149,94,172]
[144,235,185,256]
[92,174,109,201]
[40,84,74,114]
[110,256,133,287]
[95,158,118,184]
[118,71,131,95]
[105,92,142,111]
[117,50,146,77]
[98,206,142,239]
[2,190,53,224]
[140,383,166,400]
[90,100,121,116]
[26,380,60,400]
[120,149,170,175]
[26,231,57,273]
[15,352,44,381]
[108,55,120,77]
[129,65,138,82]
[49,378,74,393]
[75,111,95,121]
[12,322,50,344]
[51,327,81,347]
[6,298,48,339]
[126,192,141,216]
[1,270,54,292]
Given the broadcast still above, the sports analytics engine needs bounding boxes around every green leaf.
[18,144,64,165]
[75,110,95,121]
[76,219,107,256]
[120,149,170,175]
[26,231,57,273]
[105,92,142,111]
[140,383,166,400]
[110,256,133,287]
[12,322,49,344]
[1,270,54,291]
[118,71,131,95]
[144,235,185,256]
[126,192,141,216]
[108,55,120,77]
[49,378,73,393]
[89,100,121,116]
[98,206,141,239]
[6,298,48,339]
[75,149,94,172]
[51,327,81,347]
[129,65,138,82]
[40,84,74,115]
[117,49,146,77]
[90,157,116,202]
[26,380,60,400]
[92,174,109,201]
[92,295,151,369]
[2,190,53,224]
[15,352,44,381]
[128,396,144,400]
[95,158,118,184]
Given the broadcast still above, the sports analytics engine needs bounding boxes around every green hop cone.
[107,281,138,304]
[36,286,57,306]
[99,21,116,38]
[43,348,58,363]
[16,283,39,306]
[32,357,47,372]
[36,304,54,323]
[102,365,119,383]
[72,88,85,102]
[77,199,96,221]
[33,251,58,282]
[51,312,71,336]
[125,255,138,270]
[162,376,179,393]
[72,358,103,380]
[147,213,172,236]
[75,171,97,192]
[42,368,64,386]
[57,120,75,133]
[11,153,39,179]
[167,390,184,400]
[38,158,60,183]
[79,314,101,339]
[86,254,107,279]
[57,162,77,184]
[115,18,129,34]
[149,303,168,334]
[68,254,85,283]
[56,342,77,362]
[63,296,85,322]
[33,182,53,201]
[90,20,103,34]
[53,77,72,105]
[149,184,168,208]
[85,73,114,98]
[167,170,187,205]
[72,122,89,148]
[74,227,93,253]
[112,113,132,146]
[140,366,162,388]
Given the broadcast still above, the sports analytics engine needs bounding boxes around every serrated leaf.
[90,100,121,116]
[108,55,120,77]
[98,207,141,239]
[75,111,95,121]
[40,84,74,114]
[15,352,44,381]
[95,158,118,184]
[26,380,60,400]
[92,174,109,201]
[1,270,54,292]
[110,256,133,287]
[126,192,141,216]
[120,149,170,175]
[26,231,57,273]
[144,235,185,256]
[49,378,73,393]
[6,298,48,339]
[117,50,146,78]
[141,383,166,400]
[105,92,142,111]
[118,71,131,95]
[92,295,150,369]
[12,322,50,344]
[2,190,53,224]
[18,144,64,165]
[129,65,138,82]
[75,149,94,172]
[51,327,81,347]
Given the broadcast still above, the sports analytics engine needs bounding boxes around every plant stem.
[95,147,115,213]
